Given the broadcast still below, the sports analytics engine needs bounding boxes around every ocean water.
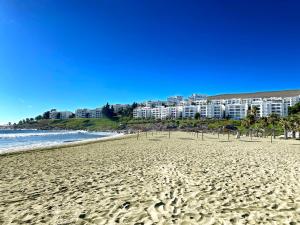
[0,129,117,154]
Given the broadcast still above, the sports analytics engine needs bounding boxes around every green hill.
[15,118,119,131]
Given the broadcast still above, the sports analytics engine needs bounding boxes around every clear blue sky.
[0,0,300,124]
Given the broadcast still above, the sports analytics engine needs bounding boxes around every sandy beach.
[0,131,299,225]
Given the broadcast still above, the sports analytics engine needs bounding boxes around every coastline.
[0,132,127,156]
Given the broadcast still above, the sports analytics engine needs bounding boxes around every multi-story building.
[89,108,103,118]
[133,106,182,119]
[133,90,300,120]
[283,95,300,115]
[225,104,248,119]
[167,96,184,106]
[133,107,152,119]
[188,94,208,102]
[144,100,166,108]
[60,111,73,119]
[207,104,225,118]
[194,99,207,106]
[50,109,73,119]
[49,110,59,119]
[178,100,190,106]
[75,108,103,118]
[112,104,130,113]
[197,104,208,118]
[75,109,90,118]
[167,106,183,119]
[151,106,168,119]
[182,106,197,118]
[209,90,300,118]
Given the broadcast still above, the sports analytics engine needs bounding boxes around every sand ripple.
[0,132,300,224]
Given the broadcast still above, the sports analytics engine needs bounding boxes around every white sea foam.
[0,133,123,154]
[0,141,63,154]
[0,130,94,139]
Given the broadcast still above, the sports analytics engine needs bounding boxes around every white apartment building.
[112,104,130,112]
[134,91,300,120]
[151,106,168,119]
[225,104,248,119]
[249,97,295,118]
[89,108,103,118]
[75,109,90,118]
[224,98,242,104]
[75,108,103,118]
[283,95,300,115]
[49,110,59,119]
[178,100,190,106]
[182,106,197,118]
[188,94,208,102]
[133,107,152,118]
[167,96,184,105]
[167,106,183,119]
[50,110,73,119]
[144,100,166,108]
[60,111,73,119]
[198,105,207,118]
[194,99,207,105]
[207,104,225,118]
[133,106,182,119]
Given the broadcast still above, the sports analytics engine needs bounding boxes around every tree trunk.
[292,131,296,139]
[284,128,288,140]
[236,130,240,139]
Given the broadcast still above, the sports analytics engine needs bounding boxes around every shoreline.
[0,132,128,156]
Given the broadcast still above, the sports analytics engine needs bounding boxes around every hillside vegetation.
[15,118,119,131]
[11,102,300,139]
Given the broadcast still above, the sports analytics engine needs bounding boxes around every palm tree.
[242,115,255,137]
[251,106,259,118]
[268,113,279,126]
[241,118,251,129]
[268,113,279,139]
[247,114,256,125]
[258,117,269,137]
[296,115,300,139]
[289,115,300,139]
[279,118,289,139]
[288,116,296,139]
[194,112,200,120]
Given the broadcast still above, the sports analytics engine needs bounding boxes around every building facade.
[225,104,248,120]
[182,106,197,118]
[188,94,208,102]
[167,96,184,106]
[89,108,103,118]
[60,111,73,119]
[75,109,90,118]
[50,110,73,119]
[75,108,103,118]
[133,107,152,119]
[112,104,130,113]
[133,93,300,120]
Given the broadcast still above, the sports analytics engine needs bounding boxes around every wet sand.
[0,132,299,224]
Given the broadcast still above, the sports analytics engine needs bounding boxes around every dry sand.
[0,132,299,225]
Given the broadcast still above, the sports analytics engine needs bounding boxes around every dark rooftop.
[208,90,300,100]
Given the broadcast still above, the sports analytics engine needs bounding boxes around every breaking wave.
[0,130,89,139]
